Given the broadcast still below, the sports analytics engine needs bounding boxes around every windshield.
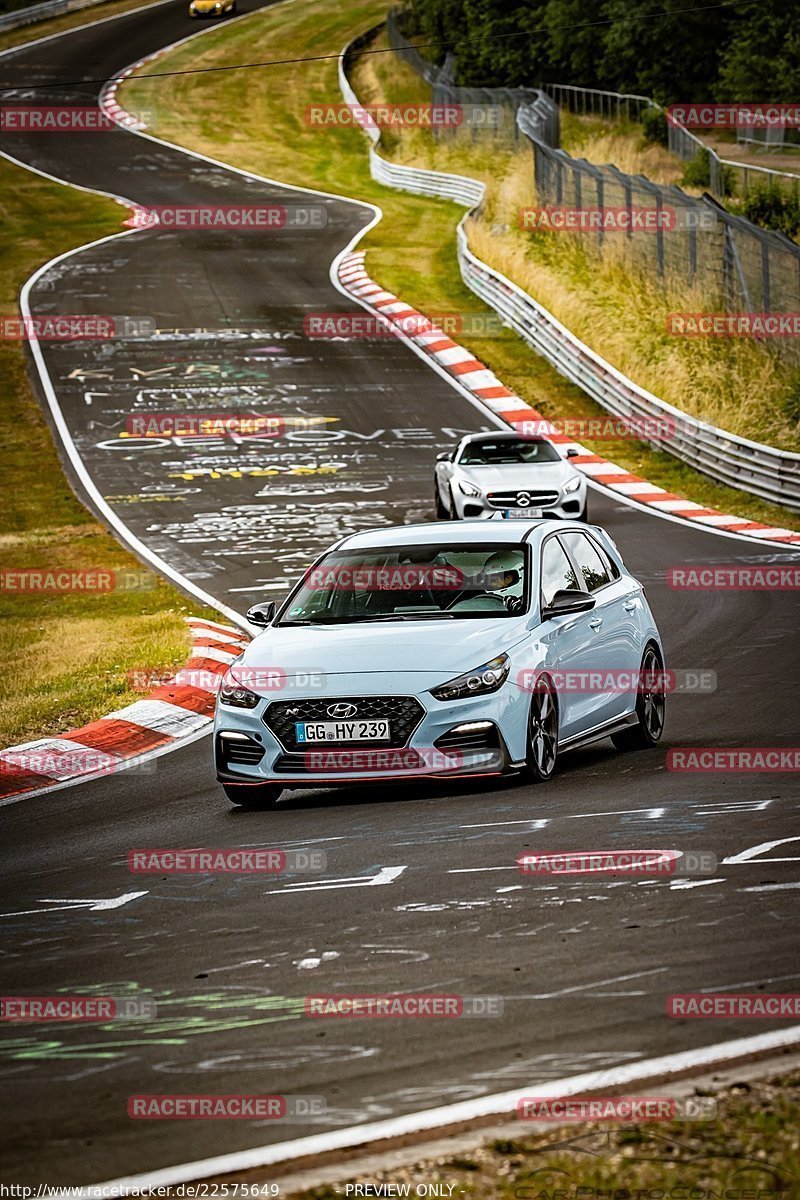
[458,437,561,466]
[277,543,529,624]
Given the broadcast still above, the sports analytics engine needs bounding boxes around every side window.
[540,537,580,607]
[594,540,620,581]
[561,532,612,593]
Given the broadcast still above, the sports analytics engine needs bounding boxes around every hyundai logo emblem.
[516,492,531,507]
[327,702,358,719]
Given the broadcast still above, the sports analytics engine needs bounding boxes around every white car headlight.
[564,476,582,494]
[430,654,509,701]
[457,480,482,497]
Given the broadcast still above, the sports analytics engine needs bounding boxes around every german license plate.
[296,719,391,743]
[504,506,543,519]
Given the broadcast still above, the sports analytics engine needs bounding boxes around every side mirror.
[245,601,275,628]
[541,589,595,619]
[436,451,452,462]
[566,447,579,458]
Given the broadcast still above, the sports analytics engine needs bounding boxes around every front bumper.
[214,681,527,788]
[452,484,586,520]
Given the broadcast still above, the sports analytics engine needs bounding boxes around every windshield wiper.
[348,612,456,622]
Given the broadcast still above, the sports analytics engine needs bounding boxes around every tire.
[521,677,559,783]
[435,483,448,519]
[611,643,666,751]
[447,485,458,520]
[577,499,589,522]
[223,783,283,809]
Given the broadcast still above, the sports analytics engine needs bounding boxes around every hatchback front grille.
[263,696,425,751]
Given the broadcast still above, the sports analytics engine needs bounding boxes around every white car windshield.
[278,543,528,624]
[458,438,561,465]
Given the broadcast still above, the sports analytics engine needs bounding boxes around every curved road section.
[0,2,799,1185]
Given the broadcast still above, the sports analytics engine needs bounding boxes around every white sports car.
[214,519,665,809]
[435,431,588,521]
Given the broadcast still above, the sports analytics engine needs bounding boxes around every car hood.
[457,462,573,490]
[237,618,529,687]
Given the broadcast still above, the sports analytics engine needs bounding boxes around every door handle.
[588,617,603,630]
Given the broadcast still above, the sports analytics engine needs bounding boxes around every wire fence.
[387,8,800,362]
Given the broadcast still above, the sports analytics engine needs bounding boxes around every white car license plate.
[504,506,543,519]
[296,719,391,743]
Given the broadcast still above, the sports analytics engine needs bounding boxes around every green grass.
[121,0,800,532]
[0,153,220,747]
[287,1070,800,1199]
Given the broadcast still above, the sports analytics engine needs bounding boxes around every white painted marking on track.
[1,891,147,918]
[265,866,407,894]
[461,818,549,829]
[670,878,726,890]
[741,881,800,893]
[723,836,800,865]
[517,967,668,1000]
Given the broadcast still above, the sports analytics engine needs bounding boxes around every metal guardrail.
[339,31,800,511]
[0,0,110,33]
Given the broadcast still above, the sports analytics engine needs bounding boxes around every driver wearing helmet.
[480,549,525,614]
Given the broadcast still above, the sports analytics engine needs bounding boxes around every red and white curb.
[338,251,800,545]
[0,617,246,803]
[99,46,166,131]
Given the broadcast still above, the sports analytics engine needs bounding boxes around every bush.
[681,148,712,189]
[641,106,668,146]
[740,184,800,240]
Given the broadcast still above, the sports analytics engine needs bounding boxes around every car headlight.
[219,668,260,709]
[457,480,482,497]
[430,654,509,701]
[564,475,582,494]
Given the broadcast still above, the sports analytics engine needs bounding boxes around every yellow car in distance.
[189,0,236,16]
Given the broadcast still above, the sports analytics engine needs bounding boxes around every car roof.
[337,519,585,551]
[458,430,547,444]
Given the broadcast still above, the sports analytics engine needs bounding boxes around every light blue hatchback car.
[214,520,666,809]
